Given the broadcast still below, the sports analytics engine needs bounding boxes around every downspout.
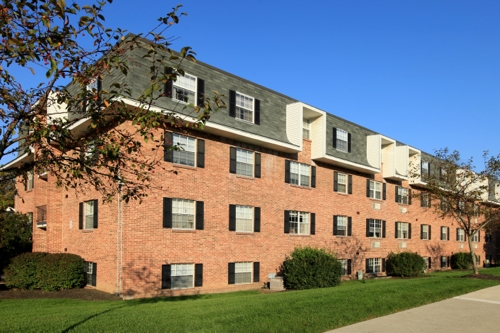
[115,168,123,296]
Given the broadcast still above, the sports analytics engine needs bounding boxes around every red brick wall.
[16,124,488,298]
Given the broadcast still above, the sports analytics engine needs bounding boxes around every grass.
[1,267,499,333]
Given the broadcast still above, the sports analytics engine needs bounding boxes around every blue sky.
[7,0,500,168]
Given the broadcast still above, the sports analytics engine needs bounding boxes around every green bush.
[386,252,426,277]
[4,252,85,291]
[451,252,478,269]
[281,247,342,290]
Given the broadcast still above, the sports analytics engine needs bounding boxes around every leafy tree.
[0,0,224,201]
[413,149,500,274]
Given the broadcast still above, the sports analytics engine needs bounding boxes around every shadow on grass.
[61,306,125,333]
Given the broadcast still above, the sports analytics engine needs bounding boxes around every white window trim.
[235,91,255,123]
[171,263,195,290]
[86,77,99,91]
[336,216,348,237]
[303,118,311,140]
[369,180,382,200]
[172,199,195,230]
[397,187,409,205]
[289,211,310,235]
[340,259,348,276]
[457,228,465,242]
[441,226,448,241]
[172,133,197,167]
[421,224,430,240]
[234,262,253,284]
[396,222,409,239]
[336,128,349,153]
[83,200,95,230]
[235,148,254,177]
[172,72,197,105]
[235,205,254,233]
[369,219,383,238]
[368,258,381,273]
[337,172,348,194]
[472,232,479,243]
[289,161,311,187]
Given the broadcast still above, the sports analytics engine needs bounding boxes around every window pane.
[172,199,195,229]
[236,205,253,232]
[173,74,196,104]
[236,149,253,177]
[172,134,196,166]
[235,93,254,122]
[84,201,94,229]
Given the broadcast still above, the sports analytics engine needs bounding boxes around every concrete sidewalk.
[326,285,500,333]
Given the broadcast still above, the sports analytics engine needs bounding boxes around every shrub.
[386,252,426,277]
[451,252,478,270]
[4,252,85,291]
[281,247,342,290]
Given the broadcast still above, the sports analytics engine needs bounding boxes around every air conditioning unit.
[372,241,381,249]
[36,221,47,229]
[269,277,285,291]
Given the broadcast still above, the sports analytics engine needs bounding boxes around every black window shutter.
[429,225,432,240]
[164,131,173,162]
[333,216,338,235]
[93,199,98,229]
[229,204,236,231]
[333,172,338,192]
[229,147,237,174]
[366,179,370,197]
[421,193,425,207]
[366,259,370,273]
[97,77,102,92]
[310,213,316,235]
[347,259,352,275]
[383,183,387,200]
[92,262,97,287]
[332,128,337,148]
[228,263,235,284]
[447,227,450,241]
[311,166,316,188]
[348,175,353,194]
[395,222,399,239]
[408,223,412,239]
[197,78,205,107]
[348,217,352,236]
[408,190,412,205]
[197,139,205,168]
[161,264,171,289]
[196,201,204,230]
[347,133,352,153]
[254,153,261,178]
[229,90,236,117]
[163,198,172,228]
[285,160,291,183]
[254,99,260,125]
[382,259,386,272]
[253,262,260,282]
[420,224,424,240]
[284,210,290,233]
[382,220,386,238]
[395,186,400,203]
[254,207,261,232]
[366,219,370,237]
[79,202,83,229]
[195,264,203,287]
[164,68,173,98]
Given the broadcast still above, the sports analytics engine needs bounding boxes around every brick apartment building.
[4,36,498,298]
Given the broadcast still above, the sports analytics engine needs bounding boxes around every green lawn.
[1,268,499,333]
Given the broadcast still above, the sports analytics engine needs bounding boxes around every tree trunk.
[468,235,479,274]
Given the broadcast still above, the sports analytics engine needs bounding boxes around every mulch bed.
[0,283,122,300]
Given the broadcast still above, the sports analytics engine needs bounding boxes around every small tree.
[413,149,500,275]
[281,247,342,290]
[386,252,426,277]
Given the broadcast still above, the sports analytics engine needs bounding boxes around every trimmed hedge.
[451,252,478,269]
[4,252,85,291]
[282,247,342,290]
[386,252,426,277]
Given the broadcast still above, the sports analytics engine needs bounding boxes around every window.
[27,212,33,228]
[161,263,203,290]
[79,200,98,230]
[164,132,205,168]
[472,231,480,242]
[423,257,432,270]
[229,205,260,233]
[26,170,34,191]
[396,222,411,239]
[86,77,101,92]
[284,211,315,235]
[334,172,352,194]
[333,128,351,153]
[366,180,385,200]
[421,161,430,179]
[441,256,449,268]
[366,219,385,238]
[303,118,311,139]
[366,258,385,274]
[172,199,195,229]
[83,261,97,286]
[457,228,465,242]
[173,73,197,104]
[420,224,431,240]
[440,198,447,211]
[228,262,260,285]
[420,192,431,208]
[396,186,411,205]
[340,259,352,276]
[163,198,204,230]
[36,205,47,224]
[285,161,316,188]
[229,147,261,178]
[333,215,352,236]
[486,233,492,243]
[440,226,450,241]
